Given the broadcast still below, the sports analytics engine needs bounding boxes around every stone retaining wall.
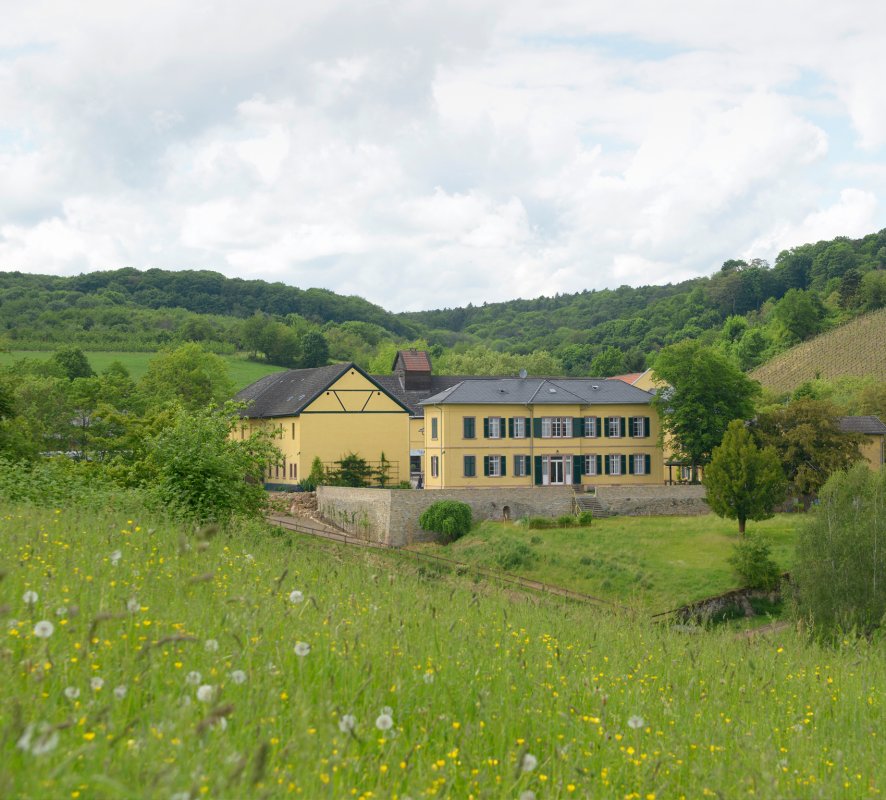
[594,485,710,516]
[317,486,575,546]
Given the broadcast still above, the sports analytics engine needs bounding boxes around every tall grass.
[1,503,883,798]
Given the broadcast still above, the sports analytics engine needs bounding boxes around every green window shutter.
[644,417,650,437]
[533,418,542,438]
[508,417,514,438]
[534,455,543,484]
[573,455,583,484]
[483,417,490,438]
[596,417,602,438]
[431,418,438,439]
[627,455,634,474]
[463,417,473,438]
[525,417,531,436]
[500,457,506,477]
[483,456,490,476]
[604,455,610,474]
[513,455,520,475]
[596,455,602,475]
[500,417,507,439]
[621,454,627,474]
[525,456,531,476]
[573,417,584,437]
[621,417,626,437]
[603,417,609,437]
[644,454,651,475]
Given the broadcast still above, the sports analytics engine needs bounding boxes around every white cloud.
[1,0,885,311]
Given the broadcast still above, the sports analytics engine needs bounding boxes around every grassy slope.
[414,515,801,612]
[0,350,284,390]
[750,307,886,394]
[2,503,883,799]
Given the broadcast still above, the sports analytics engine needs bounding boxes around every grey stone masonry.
[317,486,575,546]
[594,484,709,516]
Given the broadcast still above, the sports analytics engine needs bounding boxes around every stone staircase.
[574,493,615,518]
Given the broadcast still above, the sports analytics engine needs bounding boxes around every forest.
[2,229,886,379]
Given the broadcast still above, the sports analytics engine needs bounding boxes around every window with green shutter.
[534,455,543,484]
[430,417,438,439]
[463,417,476,439]
[464,455,476,477]
[573,417,584,437]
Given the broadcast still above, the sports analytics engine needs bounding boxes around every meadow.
[413,515,802,613]
[2,502,883,799]
[0,350,283,391]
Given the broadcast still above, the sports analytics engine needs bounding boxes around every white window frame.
[542,417,572,438]
[608,417,622,438]
[488,455,501,477]
[488,417,502,439]
[430,456,439,478]
[583,454,597,476]
[512,417,526,438]
[633,454,646,475]
[632,417,645,438]
[584,417,597,438]
[608,454,622,476]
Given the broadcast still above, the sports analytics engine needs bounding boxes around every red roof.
[609,372,645,385]
[397,349,432,372]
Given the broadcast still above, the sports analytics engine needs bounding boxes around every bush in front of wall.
[419,500,473,543]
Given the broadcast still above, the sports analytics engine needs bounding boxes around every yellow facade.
[859,434,885,469]
[244,367,410,486]
[423,402,662,489]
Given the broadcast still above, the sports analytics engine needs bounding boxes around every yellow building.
[839,416,886,469]
[234,363,411,487]
[420,377,661,488]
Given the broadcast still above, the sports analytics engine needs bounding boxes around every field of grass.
[751,307,886,394]
[412,514,802,613]
[0,350,284,390]
[3,502,884,798]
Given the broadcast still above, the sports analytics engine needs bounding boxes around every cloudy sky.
[2,1,885,311]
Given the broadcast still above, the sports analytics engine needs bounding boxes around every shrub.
[496,542,537,571]
[577,510,595,526]
[419,500,472,543]
[793,464,886,639]
[526,517,557,530]
[727,533,781,590]
[556,514,575,527]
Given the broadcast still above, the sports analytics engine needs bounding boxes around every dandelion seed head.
[185,671,202,686]
[204,638,219,652]
[55,606,68,617]
[64,686,80,700]
[33,620,54,639]
[628,715,645,730]
[196,684,215,703]
[375,713,393,731]
[110,549,122,565]
[229,670,247,685]
[520,792,537,800]
[381,705,393,716]
[288,590,304,604]
[126,598,140,613]
[22,590,38,605]
[338,714,357,733]
[91,677,104,691]
[521,753,538,772]
[114,685,128,699]
[17,723,59,756]
[422,672,435,684]
[294,641,310,657]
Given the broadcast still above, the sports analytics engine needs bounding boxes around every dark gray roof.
[418,377,655,407]
[838,415,886,435]
[372,375,469,417]
[235,363,411,418]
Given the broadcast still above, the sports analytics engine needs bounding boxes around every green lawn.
[412,514,802,613]
[0,350,284,390]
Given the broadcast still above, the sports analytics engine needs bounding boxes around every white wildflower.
[381,705,393,716]
[521,752,538,772]
[229,670,247,685]
[64,686,80,700]
[338,714,357,733]
[422,671,435,684]
[196,684,215,703]
[288,589,304,604]
[114,685,128,700]
[33,620,54,639]
[110,549,122,566]
[127,598,140,613]
[204,638,219,652]
[627,715,645,730]
[55,606,68,618]
[375,713,393,731]
[22,590,38,605]
[90,677,104,691]
[294,641,310,657]
[185,671,202,686]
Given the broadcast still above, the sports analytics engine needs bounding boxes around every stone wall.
[595,485,709,516]
[317,486,575,546]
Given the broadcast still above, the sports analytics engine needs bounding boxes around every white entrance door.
[549,456,565,485]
